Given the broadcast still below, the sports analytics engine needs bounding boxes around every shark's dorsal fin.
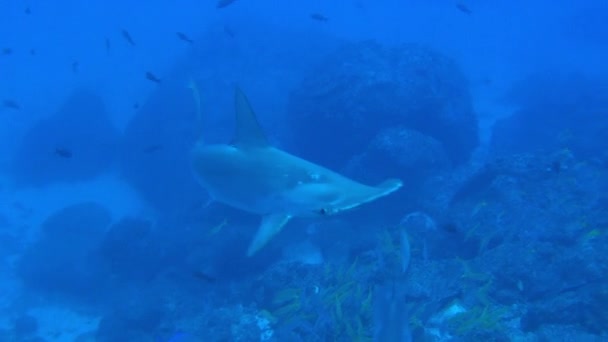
[232,87,269,148]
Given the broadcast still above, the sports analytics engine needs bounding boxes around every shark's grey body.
[191,88,402,255]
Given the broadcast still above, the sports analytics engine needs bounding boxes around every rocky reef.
[285,41,478,176]
[11,89,120,186]
[491,72,608,160]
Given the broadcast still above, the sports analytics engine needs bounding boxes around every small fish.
[167,332,191,342]
[208,218,228,236]
[29,48,36,56]
[456,2,472,15]
[176,32,194,44]
[310,13,329,22]
[188,78,202,130]
[143,144,163,153]
[217,0,238,9]
[145,72,161,83]
[440,222,459,234]
[133,102,140,109]
[400,229,411,274]
[223,25,235,38]
[2,100,20,110]
[25,6,31,15]
[549,160,562,173]
[105,37,111,54]
[55,148,72,158]
[192,270,216,283]
[373,283,412,342]
[71,60,79,74]
[2,48,12,55]
[121,29,136,46]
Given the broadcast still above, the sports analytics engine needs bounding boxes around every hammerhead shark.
[191,88,403,256]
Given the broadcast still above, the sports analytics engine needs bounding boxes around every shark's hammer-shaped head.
[191,87,403,256]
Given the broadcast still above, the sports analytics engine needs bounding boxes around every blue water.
[1,1,607,340]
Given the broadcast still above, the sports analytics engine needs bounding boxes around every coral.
[261,258,375,341]
[448,305,508,336]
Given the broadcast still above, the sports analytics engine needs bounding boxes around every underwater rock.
[346,127,449,184]
[12,314,38,338]
[286,40,478,170]
[119,73,206,215]
[11,89,119,186]
[491,72,608,158]
[96,298,165,342]
[100,217,165,283]
[520,281,608,335]
[17,202,112,303]
[534,324,608,341]
[476,238,608,335]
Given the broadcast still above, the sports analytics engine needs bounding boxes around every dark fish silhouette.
[2,48,12,55]
[55,148,72,158]
[143,144,163,153]
[192,270,216,283]
[176,32,194,44]
[121,29,136,46]
[145,72,161,83]
[223,25,236,38]
[217,0,238,9]
[440,222,459,234]
[71,61,79,74]
[25,6,31,14]
[310,13,329,22]
[133,102,140,109]
[550,160,562,173]
[105,37,111,54]
[2,100,20,110]
[29,48,36,56]
[456,2,472,15]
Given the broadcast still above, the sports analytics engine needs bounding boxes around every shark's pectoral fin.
[247,213,292,256]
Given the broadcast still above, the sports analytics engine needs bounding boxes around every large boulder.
[119,73,205,216]
[17,202,112,303]
[346,127,449,184]
[285,41,478,171]
[99,217,165,283]
[490,72,608,159]
[11,89,119,186]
